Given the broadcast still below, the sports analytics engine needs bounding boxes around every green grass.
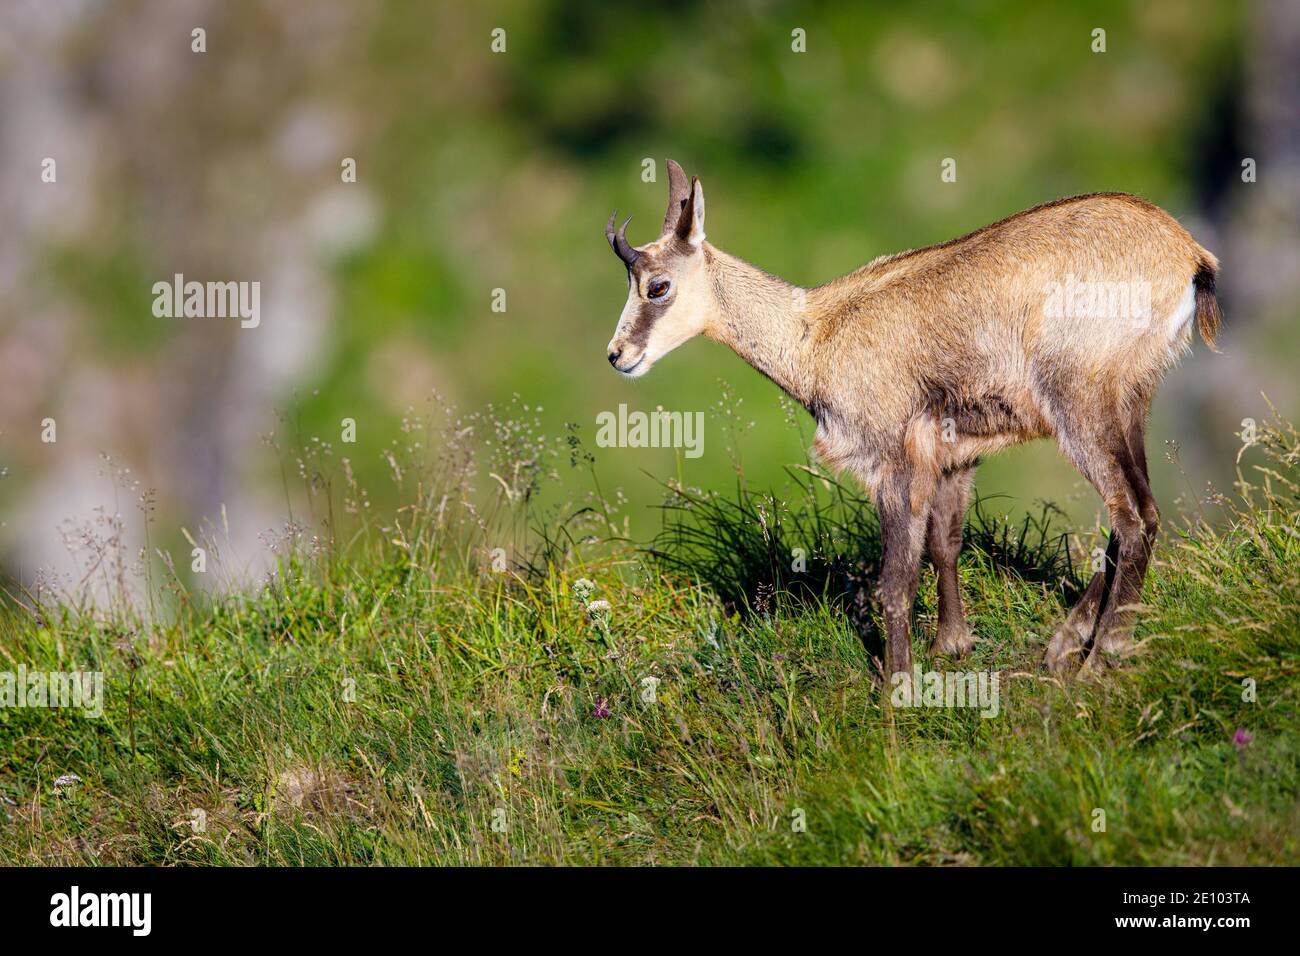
[0,410,1296,866]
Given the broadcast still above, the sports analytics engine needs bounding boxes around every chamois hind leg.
[875,473,931,678]
[1046,417,1149,676]
[927,466,977,658]
[1081,411,1159,674]
[1045,532,1116,675]
[1124,407,1161,550]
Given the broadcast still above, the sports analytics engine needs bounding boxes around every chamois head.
[604,159,710,377]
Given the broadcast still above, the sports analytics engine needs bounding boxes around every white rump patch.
[1167,278,1196,341]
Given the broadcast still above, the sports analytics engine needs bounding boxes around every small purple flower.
[773,653,786,662]
[1233,728,1253,750]
[593,697,610,719]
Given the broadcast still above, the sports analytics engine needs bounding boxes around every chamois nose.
[608,347,623,367]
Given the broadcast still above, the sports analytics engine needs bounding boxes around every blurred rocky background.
[0,0,1295,594]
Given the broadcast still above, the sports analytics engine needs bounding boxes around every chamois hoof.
[1043,620,1088,676]
[1079,633,1131,679]
[1076,649,1110,681]
[930,625,977,659]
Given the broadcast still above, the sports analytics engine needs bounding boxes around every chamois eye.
[647,279,671,300]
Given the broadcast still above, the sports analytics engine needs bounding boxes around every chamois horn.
[605,210,638,267]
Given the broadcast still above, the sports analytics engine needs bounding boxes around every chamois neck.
[702,244,815,407]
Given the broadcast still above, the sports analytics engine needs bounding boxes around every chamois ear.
[674,176,706,247]
[662,159,691,234]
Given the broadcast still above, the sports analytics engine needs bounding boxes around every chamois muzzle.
[605,211,638,269]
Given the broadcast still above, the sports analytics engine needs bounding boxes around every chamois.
[604,160,1221,678]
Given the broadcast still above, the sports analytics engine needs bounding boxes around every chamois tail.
[1193,254,1221,353]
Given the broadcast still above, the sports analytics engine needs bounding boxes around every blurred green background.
[1,0,1295,587]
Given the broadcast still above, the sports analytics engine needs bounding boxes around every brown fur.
[604,162,1222,678]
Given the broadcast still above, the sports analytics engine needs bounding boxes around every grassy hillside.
[0,409,1296,866]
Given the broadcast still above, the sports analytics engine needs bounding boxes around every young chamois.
[604,160,1221,678]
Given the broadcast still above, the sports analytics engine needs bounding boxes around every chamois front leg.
[927,466,977,658]
[875,478,930,678]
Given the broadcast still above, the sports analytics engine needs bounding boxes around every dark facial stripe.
[626,297,671,349]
